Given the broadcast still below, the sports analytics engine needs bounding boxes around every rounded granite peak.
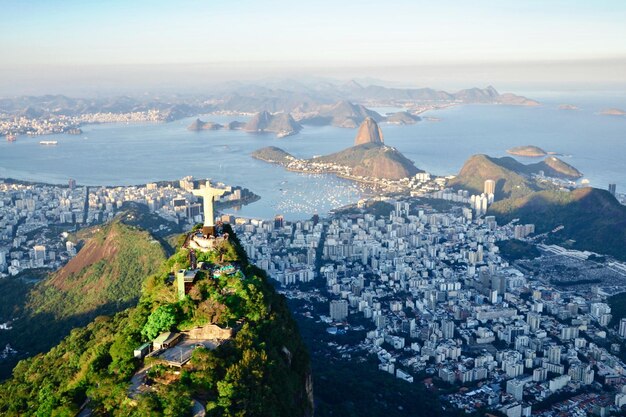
[354,117,384,146]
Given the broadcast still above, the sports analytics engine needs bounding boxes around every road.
[192,399,206,417]
[128,365,152,398]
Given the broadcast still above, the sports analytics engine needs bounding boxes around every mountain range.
[297,100,384,128]
[0,82,538,121]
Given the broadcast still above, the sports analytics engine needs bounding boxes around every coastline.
[251,155,411,193]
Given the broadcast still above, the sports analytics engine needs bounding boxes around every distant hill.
[490,188,626,260]
[507,145,547,157]
[225,120,246,130]
[535,156,582,179]
[245,110,302,137]
[449,154,582,199]
[448,154,540,199]
[450,153,621,260]
[187,118,223,131]
[315,118,420,180]
[299,100,383,128]
[251,146,296,165]
[453,86,500,103]
[385,111,421,125]
[0,84,539,123]
[335,83,539,106]
[496,93,540,106]
[0,221,167,378]
[600,108,626,116]
[314,142,421,180]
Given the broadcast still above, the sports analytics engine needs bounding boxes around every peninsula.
[253,118,421,186]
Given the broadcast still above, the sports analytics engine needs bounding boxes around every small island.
[385,111,421,125]
[506,145,548,157]
[558,104,579,111]
[187,118,246,132]
[187,118,222,131]
[600,108,626,116]
[244,110,302,137]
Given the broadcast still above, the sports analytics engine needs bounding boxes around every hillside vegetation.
[251,146,295,165]
[314,142,422,180]
[0,225,312,417]
[490,188,626,260]
[0,221,167,379]
[451,154,621,260]
[537,156,582,179]
[449,153,582,201]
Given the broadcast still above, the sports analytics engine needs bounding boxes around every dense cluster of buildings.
[0,110,165,137]
[233,214,320,286]
[429,179,496,217]
[0,180,87,275]
[234,198,626,416]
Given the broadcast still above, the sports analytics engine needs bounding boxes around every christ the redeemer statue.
[191,182,227,227]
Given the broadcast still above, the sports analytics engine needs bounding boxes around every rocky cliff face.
[354,117,384,146]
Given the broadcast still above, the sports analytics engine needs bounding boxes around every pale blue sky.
[1,0,626,94]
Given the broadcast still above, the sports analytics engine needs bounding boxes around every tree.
[196,298,229,325]
[141,304,179,340]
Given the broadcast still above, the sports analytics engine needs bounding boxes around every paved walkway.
[128,365,152,398]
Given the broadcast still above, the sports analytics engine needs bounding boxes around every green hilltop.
[0,224,312,417]
[449,154,582,200]
[448,154,540,199]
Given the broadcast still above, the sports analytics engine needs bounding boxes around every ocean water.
[0,94,624,219]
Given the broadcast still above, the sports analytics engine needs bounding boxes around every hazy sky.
[2,0,626,95]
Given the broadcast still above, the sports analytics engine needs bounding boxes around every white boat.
[39,140,58,146]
